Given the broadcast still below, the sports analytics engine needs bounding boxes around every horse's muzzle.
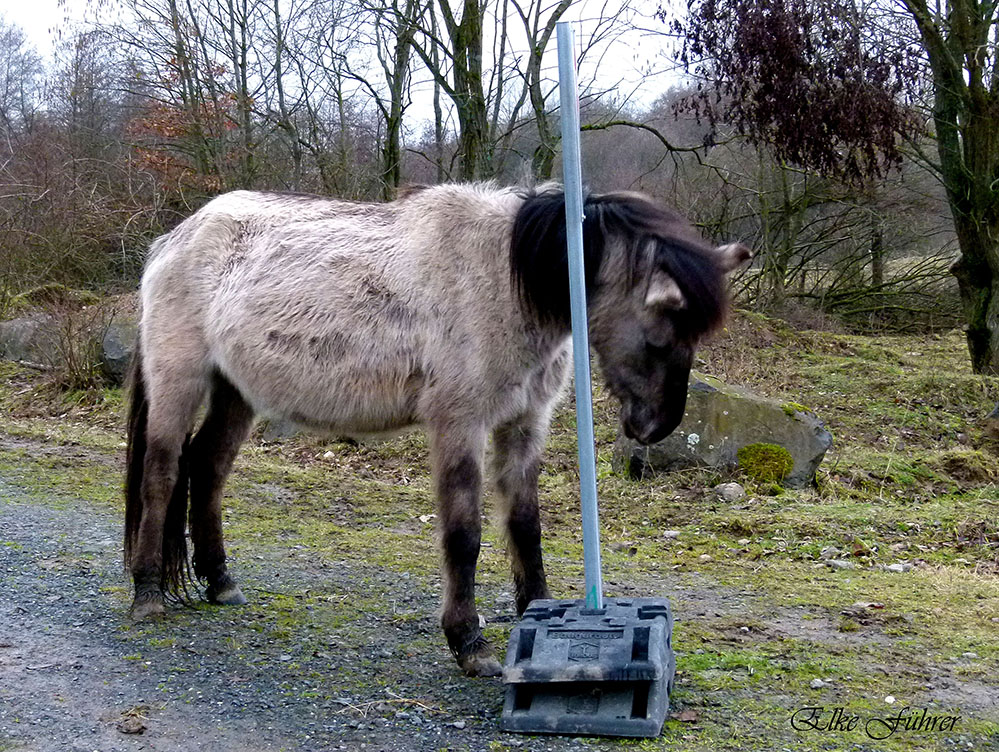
[622,405,684,445]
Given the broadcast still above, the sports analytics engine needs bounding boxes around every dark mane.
[509,189,727,336]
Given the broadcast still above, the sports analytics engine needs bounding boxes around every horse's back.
[138,185,545,434]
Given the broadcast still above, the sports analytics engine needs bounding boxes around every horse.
[124,182,749,677]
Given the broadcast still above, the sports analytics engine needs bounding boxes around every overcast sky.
[3,0,682,115]
[4,0,88,54]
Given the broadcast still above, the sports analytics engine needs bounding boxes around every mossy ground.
[1,312,997,750]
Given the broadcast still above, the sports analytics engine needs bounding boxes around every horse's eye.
[644,323,674,350]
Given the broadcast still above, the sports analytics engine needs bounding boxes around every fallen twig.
[15,359,53,372]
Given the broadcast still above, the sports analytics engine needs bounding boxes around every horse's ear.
[645,270,687,310]
[714,242,753,272]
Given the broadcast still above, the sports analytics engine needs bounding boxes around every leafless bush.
[39,299,118,393]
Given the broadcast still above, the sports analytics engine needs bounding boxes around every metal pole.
[557,21,603,611]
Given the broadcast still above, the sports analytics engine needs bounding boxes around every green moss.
[737,442,794,483]
[11,283,101,311]
[935,448,999,484]
[781,401,811,416]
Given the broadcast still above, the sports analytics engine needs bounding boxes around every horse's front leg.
[493,412,551,615]
[430,427,500,677]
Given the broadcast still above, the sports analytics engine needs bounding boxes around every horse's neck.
[517,315,573,373]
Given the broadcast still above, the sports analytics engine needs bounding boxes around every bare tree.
[0,18,43,146]
[899,0,999,374]
[341,0,421,198]
[671,0,999,372]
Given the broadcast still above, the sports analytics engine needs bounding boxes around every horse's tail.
[124,337,193,600]
[124,339,147,573]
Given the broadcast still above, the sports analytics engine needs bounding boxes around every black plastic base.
[500,597,675,737]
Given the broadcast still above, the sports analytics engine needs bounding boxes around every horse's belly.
[235,364,421,434]
[211,327,423,435]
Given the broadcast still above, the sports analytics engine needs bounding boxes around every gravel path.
[0,478,627,752]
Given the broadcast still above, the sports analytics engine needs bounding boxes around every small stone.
[322,451,335,459]
[699,554,713,562]
[116,717,146,735]
[885,563,911,573]
[820,546,841,560]
[826,559,855,570]
[739,626,750,633]
[279,654,292,661]
[714,482,746,503]
[809,679,828,689]
[611,542,639,556]
[885,695,895,704]
[452,720,466,729]
[737,538,751,545]
[961,652,978,659]
[663,530,681,539]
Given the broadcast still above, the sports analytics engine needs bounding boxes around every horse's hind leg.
[189,372,254,605]
[492,412,551,615]
[430,425,500,677]
[130,360,209,619]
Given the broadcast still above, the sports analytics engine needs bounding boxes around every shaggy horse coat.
[124,183,748,676]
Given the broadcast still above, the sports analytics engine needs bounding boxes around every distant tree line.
[0,0,986,353]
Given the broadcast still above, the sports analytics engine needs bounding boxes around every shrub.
[41,299,118,392]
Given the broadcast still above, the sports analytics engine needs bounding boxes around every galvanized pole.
[557,21,603,611]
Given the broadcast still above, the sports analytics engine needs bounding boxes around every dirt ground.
[1,475,564,752]
[2,453,996,752]
[2,319,999,751]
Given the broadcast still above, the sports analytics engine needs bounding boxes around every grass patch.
[1,309,997,749]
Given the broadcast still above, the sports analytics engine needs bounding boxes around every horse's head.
[511,189,750,446]
[586,194,749,444]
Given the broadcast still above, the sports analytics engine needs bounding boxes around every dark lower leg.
[189,374,253,603]
[130,440,181,618]
[441,520,485,658]
[505,474,550,614]
[435,445,498,677]
[494,421,550,614]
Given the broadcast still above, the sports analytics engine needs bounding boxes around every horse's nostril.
[633,412,683,445]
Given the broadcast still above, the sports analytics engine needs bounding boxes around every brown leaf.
[670,709,700,723]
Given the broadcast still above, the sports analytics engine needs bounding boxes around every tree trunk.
[273,0,302,187]
[441,0,491,179]
[904,0,999,374]
[380,0,417,200]
[870,223,884,287]
[950,232,999,374]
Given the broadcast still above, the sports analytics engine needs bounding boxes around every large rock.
[0,314,59,365]
[101,319,139,384]
[1,312,139,386]
[613,372,833,488]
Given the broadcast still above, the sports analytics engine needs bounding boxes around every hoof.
[207,584,247,605]
[457,643,502,677]
[129,595,165,621]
